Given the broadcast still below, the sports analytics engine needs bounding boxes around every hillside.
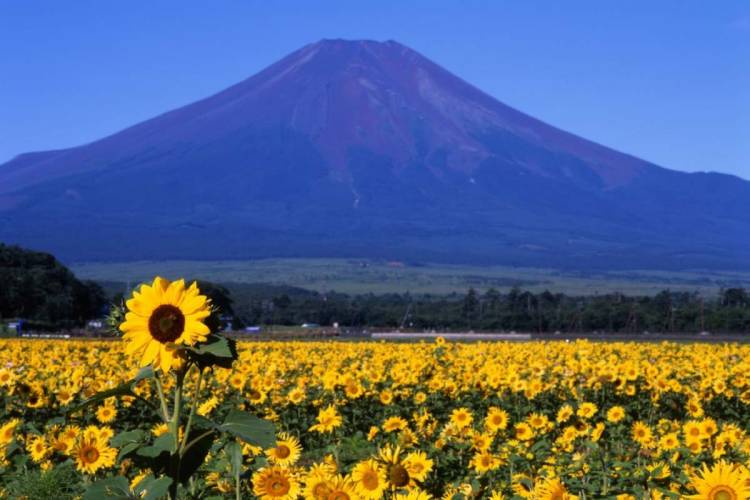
[1,39,748,269]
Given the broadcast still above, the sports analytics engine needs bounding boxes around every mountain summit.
[1,39,748,269]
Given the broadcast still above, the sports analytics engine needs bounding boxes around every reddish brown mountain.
[1,39,748,269]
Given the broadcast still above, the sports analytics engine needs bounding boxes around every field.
[70,258,750,296]
[1,337,750,498]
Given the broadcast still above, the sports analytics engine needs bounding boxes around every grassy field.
[70,258,750,296]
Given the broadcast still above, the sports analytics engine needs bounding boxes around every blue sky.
[1,1,748,178]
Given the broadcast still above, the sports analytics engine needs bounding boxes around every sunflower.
[534,477,578,500]
[556,404,574,424]
[450,407,473,429]
[632,421,653,445]
[287,387,306,405]
[684,421,703,441]
[659,432,680,452]
[96,404,117,424]
[303,463,335,499]
[512,473,534,498]
[0,419,20,446]
[326,475,358,500]
[0,368,15,387]
[266,432,301,466]
[379,445,411,489]
[607,406,625,423]
[72,436,116,474]
[309,405,342,433]
[403,450,433,482]
[351,459,387,499]
[576,402,597,419]
[687,460,750,499]
[197,396,219,416]
[252,466,300,499]
[383,416,409,433]
[55,386,76,406]
[528,413,549,430]
[26,435,50,462]
[471,451,500,474]
[515,422,534,441]
[120,277,211,372]
[394,490,432,500]
[485,407,509,433]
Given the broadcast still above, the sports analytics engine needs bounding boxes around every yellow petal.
[164,279,186,306]
[140,340,160,367]
[180,295,207,315]
[159,346,173,373]
[125,334,152,355]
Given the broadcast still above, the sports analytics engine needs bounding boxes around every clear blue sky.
[1,1,748,178]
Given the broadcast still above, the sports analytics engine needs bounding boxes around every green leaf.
[134,365,155,381]
[140,476,173,500]
[68,367,154,415]
[117,442,142,462]
[184,334,238,369]
[218,410,275,448]
[179,430,215,484]
[83,477,131,500]
[137,433,176,457]
[229,441,243,477]
[68,385,136,415]
[111,430,147,448]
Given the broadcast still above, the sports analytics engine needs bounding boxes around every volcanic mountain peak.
[1,39,748,269]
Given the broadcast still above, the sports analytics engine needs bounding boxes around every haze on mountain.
[1,39,748,270]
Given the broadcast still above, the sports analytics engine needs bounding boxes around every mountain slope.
[1,39,748,269]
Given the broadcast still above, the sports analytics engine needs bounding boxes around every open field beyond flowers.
[0,338,749,499]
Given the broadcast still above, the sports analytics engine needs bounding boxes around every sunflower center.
[389,464,410,487]
[83,446,99,463]
[148,304,185,343]
[275,445,290,459]
[709,486,737,500]
[313,483,332,496]
[268,476,290,495]
[362,470,379,490]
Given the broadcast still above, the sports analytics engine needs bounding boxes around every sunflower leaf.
[117,442,142,462]
[111,429,147,447]
[66,385,136,415]
[83,476,131,500]
[184,334,237,369]
[137,432,177,457]
[67,367,154,416]
[140,476,173,500]
[218,410,275,448]
[179,430,215,484]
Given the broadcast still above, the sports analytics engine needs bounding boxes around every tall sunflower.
[687,460,750,500]
[120,277,211,372]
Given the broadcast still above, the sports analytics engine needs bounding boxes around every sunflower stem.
[154,374,171,422]
[179,366,204,455]
[169,367,186,499]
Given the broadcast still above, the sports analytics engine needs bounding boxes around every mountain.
[1,39,748,270]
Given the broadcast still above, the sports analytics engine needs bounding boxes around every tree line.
[0,244,107,329]
[3,243,750,333]
[230,286,750,333]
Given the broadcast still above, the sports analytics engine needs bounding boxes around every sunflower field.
[1,279,750,499]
